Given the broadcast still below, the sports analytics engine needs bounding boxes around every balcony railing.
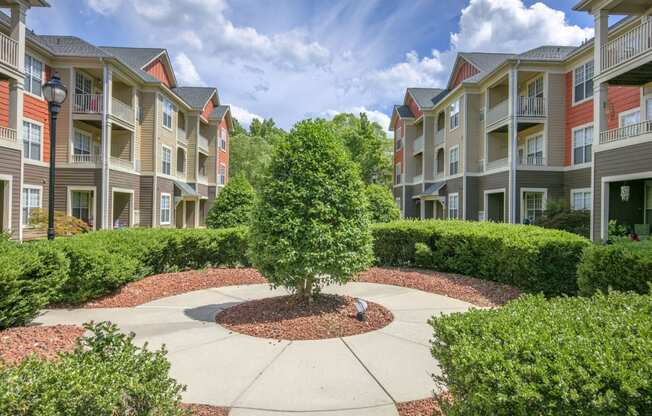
[486,157,509,171]
[111,97,134,124]
[599,120,652,144]
[198,134,209,151]
[517,96,546,117]
[412,173,423,184]
[413,135,424,154]
[71,153,101,164]
[519,155,546,167]
[486,99,508,126]
[0,126,17,144]
[74,94,103,114]
[601,18,652,72]
[0,32,18,69]
[435,129,445,145]
[110,156,134,170]
[177,128,187,144]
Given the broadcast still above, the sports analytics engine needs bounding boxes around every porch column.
[101,65,112,229]
[194,200,200,228]
[508,68,519,224]
[9,4,27,71]
[593,10,609,240]
[419,198,426,219]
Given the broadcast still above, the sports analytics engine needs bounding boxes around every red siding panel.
[145,59,172,88]
[450,61,480,90]
[202,100,214,120]
[218,117,229,184]
[406,95,422,119]
[0,80,8,128]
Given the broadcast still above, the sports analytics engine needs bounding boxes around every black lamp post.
[42,72,68,240]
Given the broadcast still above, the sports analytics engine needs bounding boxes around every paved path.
[35,283,475,416]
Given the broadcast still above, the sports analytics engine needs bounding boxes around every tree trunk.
[296,278,314,304]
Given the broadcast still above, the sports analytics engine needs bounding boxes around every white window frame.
[526,76,544,99]
[449,99,460,131]
[448,193,459,219]
[395,126,402,150]
[219,164,226,185]
[67,186,96,230]
[520,187,547,224]
[0,174,13,234]
[72,129,93,156]
[160,193,171,225]
[23,119,43,162]
[572,60,594,105]
[22,184,42,226]
[219,127,227,151]
[619,107,641,127]
[112,188,135,229]
[74,71,93,95]
[162,97,174,130]
[525,133,544,165]
[395,162,402,185]
[161,145,172,175]
[570,188,592,212]
[449,146,459,175]
[24,54,43,98]
[646,98,652,121]
[572,123,593,166]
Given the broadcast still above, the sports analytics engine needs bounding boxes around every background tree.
[206,174,256,229]
[365,184,400,223]
[250,119,373,302]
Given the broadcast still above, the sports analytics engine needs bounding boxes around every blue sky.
[24,0,597,131]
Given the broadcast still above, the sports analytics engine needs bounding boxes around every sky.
[23,0,599,132]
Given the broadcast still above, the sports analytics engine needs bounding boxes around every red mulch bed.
[396,398,444,416]
[182,403,230,415]
[0,325,84,365]
[216,294,393,340]
[358,267,521,307]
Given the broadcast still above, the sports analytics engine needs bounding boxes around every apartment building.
[392,1,652,241]
[0,1,232,240]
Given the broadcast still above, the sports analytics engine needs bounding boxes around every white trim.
[524,131,546,165]
[22,117,44,162]
[0,174,13,234]
[448,98,461,132]
[570,187,592,211]
[24,54,45,100]
[483,188,506,222]
[111,187,135,229]
[161,144,172,176]
[618,107,641,127]
[67,186,97,230]
[448,192,460,219]
[22,184,43,227]
[159,192,172,225]
[448,145,460,176]
[571,58,594,106]
[161,96,174,131]
[520,187,548,224]
[571,123,594,165]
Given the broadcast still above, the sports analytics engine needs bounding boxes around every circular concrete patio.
[35,282,476,416]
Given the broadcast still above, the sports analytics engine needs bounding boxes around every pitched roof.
[209,105,229,121]
[172,87,217,110]
[38,35,110,57]
[407,88,445,109]
[99,47,164,83]
[518,45,577,61]
[394,105,414,119]
[458,52,514,74]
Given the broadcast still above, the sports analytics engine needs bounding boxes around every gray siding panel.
[23,163,49,212]
[139,176,154,227]
[563,168,591,202]
[516,170,564,223]
[0,147,21,237]
[473,171,509,219]
[54,168,103,229]
[109,170,140,228]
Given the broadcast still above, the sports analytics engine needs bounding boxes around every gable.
[449,59,480,89]
[406,94,422,119]
[144,58,173,88]
[202,99,215,120]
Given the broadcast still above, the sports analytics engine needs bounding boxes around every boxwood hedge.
[431,292,652,415]
[371,220,590,296]
[577,240,652,296]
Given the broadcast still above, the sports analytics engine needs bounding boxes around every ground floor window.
[22,187,41,225]
[160,194,171,225]
[571,189,591,211]
[448,193,459,219]
[71,190,93,225]
[523,191,545,223]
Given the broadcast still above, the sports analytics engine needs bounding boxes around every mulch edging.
[0,325,85,365]
[182,403,230,416]
[396,397,445,416]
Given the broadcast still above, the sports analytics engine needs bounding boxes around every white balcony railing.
[71,153,101,164]
[110,156,134,170]
[412,174,423,184]
[74,94,103,114]
[601,18,652,72]
[517,96,546,117]
[435,129,445,145]
[0,126,17,144]
[111,97,134,124]
[198,134,209,151]
[0,32,18,69]
[600,120,652,145]
[486,157,509,171]
[519,155,546,167]
[486,99,509,126]
[413,135,424,154]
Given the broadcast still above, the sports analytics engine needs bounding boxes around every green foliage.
[534,199,590,238]
[0,240,69,329]
[365,184,400,223]
[431,292,652,416]
[371,219,590,295]
[0,321,188,416]
[577,240,652,296]
[329,113,393,187]
[28,208,91,236]
[609,219,630,237]
[206,174,256,229]
[250,119,373,300]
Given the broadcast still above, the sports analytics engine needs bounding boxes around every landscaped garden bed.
[0,324,84,364]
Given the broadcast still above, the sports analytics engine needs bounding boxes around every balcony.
[600,120,652,145]
[486,99,508,127]
[110,156,134,170]
[198,134,209,152]
[519,155,546,167]
[177,128,187,144]
[601,18,652,73]
[0,126,17,145]
[111,97,134,124]
[517,96,546,117]
[486,157,509,171]
[435,129,445,145]
[413,135,424,155]
[74,94,103,114]
[71,153,101,165]
[412,174,423,184]
[0,32,18,69]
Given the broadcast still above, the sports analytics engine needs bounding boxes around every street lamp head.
[42,71,67,106]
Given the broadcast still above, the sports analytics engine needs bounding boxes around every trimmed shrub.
[430,292,652,415]
[534,208,590,238]
[28,208,91,236]
[0,240,69,329]
[0,322,187,416]
[365,184,400,223]
[250,119,373,301]
[372,220,590,295]
[577,240,652,296]
[206,174,256,229]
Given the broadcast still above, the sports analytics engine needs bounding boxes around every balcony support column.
[9,4,27,72]
[508,68,518,224]
[101,64,112,229]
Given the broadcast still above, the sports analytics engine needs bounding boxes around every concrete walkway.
[35,283,475,416]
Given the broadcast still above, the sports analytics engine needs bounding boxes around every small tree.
[206,174,256,229]
[365,184,400,223]
[250,119,373,302]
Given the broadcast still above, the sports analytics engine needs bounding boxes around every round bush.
[250,119,373,300]
[206,174,256,229]
[365,184,400,223]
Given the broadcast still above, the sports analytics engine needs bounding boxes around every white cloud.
[86,0,123,15]
[231,105,263,128]
[173,53,203,85]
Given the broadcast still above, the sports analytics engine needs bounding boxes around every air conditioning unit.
[478,211,486,221]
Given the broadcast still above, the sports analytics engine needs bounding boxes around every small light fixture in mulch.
[354,298,368,321]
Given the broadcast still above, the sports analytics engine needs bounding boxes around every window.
[571,189,591,211]
[219,127,227,151]
[161,146,171,175]
[75,72,92,95]
[449,147,459,175]
[449,99,460,130]
[448,193,459,219]
[620,109,641,127]
[160,194,171,224]
[73,130,92,156]
[71,191,92,225]
[527,77,544,98]
[219,164,226,185]
[395,127,402,150]
[647,99,652,121]
[526,135,544,165]
[162,98,173,129]
[573,125,593,165]
[523,191,545,223]
[23,121,42,161]
[573,61,594,103]
[24,55,43,96]
[22,187,41,225]
[395,162,402,184]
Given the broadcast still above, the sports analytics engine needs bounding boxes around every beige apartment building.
[392,1,652,241]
